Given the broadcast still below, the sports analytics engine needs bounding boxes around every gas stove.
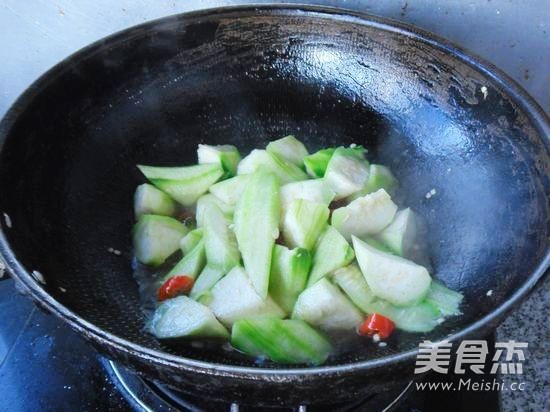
[0,279,500,411]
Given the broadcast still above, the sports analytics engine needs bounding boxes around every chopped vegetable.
[303,148,336,178]
[202,202,240,273]
[308,225,355,287]
[353,236,431,306]
[266,135,309,167]
[157,275,194,301]
[134,137,462,365]
[358,313,395,339]
[234,171,280,298]
[138,163,224,206]
[269,245,312,313]
[189,265,225,300]
[292,278,363,330]
[208,174,251,206]
[237,149,307,184]
[425,280,463,316]
[279,179,335,222]
[164,240,206,280]
[133,214,189,266]
[134,183,177,218]
[197,144,241,177]
[332,189,397,240]
[363,236,397,255]
[179,228,203,255]
[376,208,417,257]
[348,164,398,200]
[195,194,234,227]
[207,266,285,327]
[366,300,440,333]
[324,146,370,199]
[150,296,228,339]
[231,317,331,365]
[332,264,375,313]
[282,199,329,250]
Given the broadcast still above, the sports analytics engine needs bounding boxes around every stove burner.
[102,359,413,412]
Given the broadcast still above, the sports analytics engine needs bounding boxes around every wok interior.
[0,10,547,368]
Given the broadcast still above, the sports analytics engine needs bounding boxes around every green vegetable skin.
[231,317,331,365]
[324,146,370,199]
[165,240,206,280]
[190,265,225,300]
[266,135,309,167]
[197,144,241,177]
[425,280,463,316]
[207,266,285,326]
[376,208,417,257]
[237,149,307,184]
[348,164,398,200]
[282,199,330,250]
[308,225,355,287]
[279,179,335,222]
[303,148,336,177]
[195,194,234,227]
[138,163,224,206]
[133,214,189,266]
[179,228,203,255]
[332,189,398,241]
[269,245,312,313]
[202,202,240,273]
[134,183,176,218]
[352,236,431,306]
[208,174,251,206]
[367,299,441,332]
[234,171,281,298]
[150,296,228,339]
[292,278,363,330]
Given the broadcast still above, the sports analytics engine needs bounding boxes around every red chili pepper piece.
[157,275,194,301]
[358,313,395,339]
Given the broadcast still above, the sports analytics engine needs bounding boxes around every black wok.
[0,5,548,407]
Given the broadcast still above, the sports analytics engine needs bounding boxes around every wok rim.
[0,4,548,380]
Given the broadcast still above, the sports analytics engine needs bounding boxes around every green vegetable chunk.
[231,317,331,365]
[197,144,241,177]
[324,146,370,199]
[308,225,355,287]
[165,240,206,280]
[150,296,228,339]
[292,278,363,330]
[332,189,398,240]
[179,228,203,255]
[269,245,312,313]
[134,183,176,218]
[376,208,417,257]
[234,171,281,298]
[280,179,335,222]
[348,164,398,200]
[138,163,224,206]
[237,149,307,184]
[202,202,240,273]
[266,135,309,167]
[367,299,441,333]
[133,214,189,266]
[209,174,251,206]
[303,148,336,177]
[425,280,463,316]
[189,265,225,300]
[332,264,376,313]
[207,267,285,326]
[352,236,431,306]
[195,194,234,227]
[282,199,330,250]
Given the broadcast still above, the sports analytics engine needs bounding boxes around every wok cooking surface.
[0,4,547,406]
